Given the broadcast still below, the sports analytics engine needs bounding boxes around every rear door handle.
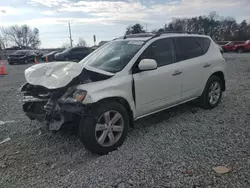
[204,63,211,68]
[172,70,182,76]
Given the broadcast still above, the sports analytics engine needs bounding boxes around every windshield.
[79,40,145,73]
[62,48,72,53]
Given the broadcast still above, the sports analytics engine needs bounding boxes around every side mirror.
[138,59,157,71]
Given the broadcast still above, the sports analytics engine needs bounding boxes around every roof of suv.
[114,32,210,42]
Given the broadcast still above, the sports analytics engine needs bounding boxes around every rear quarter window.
[195,37,211,53]
[174,37,204,62]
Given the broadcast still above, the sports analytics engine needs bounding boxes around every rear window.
[73,47,89,52]
[174,37,203,62]
[196,37,211,53]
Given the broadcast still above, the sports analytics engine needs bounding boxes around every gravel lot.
[0,53,250,188]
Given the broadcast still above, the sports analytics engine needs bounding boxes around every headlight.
[59,88,87,103]
[73,90,87,102]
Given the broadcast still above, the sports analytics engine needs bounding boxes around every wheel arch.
[210,71,226,91]
[95,97,135,128]
[236,46,244,52]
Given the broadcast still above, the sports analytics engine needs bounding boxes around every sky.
[0,0,250,48]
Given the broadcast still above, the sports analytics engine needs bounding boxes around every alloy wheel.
[208,81,221,105]
[95,110,124,147]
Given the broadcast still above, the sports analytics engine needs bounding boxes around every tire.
[237,48,243,53]
[199,75,223,109]
[79,101,129,155]
[8,62,13,65]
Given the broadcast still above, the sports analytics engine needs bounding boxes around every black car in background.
[54,47,92,62]
[8,50,43,65]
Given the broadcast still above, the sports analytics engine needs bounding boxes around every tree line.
[0,25,87,50]
[1,11,249,49]
[126,12,250,41]
[0,25,41,50]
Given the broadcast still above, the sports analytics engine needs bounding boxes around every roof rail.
[124,32,155,39]
[152,31,202,39]
[113,31,202,41]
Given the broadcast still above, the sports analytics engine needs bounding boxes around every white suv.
[21,33,226,154]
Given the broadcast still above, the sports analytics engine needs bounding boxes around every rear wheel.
[79,101,129,155]
[237,48,243,53]
[199,75,223,109]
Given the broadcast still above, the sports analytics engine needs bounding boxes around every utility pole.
[68,22,73,47]
[93,35,96,46]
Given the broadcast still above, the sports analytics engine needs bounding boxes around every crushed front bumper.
[22,96,85,130]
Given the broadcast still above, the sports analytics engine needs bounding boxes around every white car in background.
[21,33,226,154]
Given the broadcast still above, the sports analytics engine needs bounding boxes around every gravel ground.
[0,53,250,188]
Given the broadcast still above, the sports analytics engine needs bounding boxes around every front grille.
[23,102,47,114]
[22,83,51,99]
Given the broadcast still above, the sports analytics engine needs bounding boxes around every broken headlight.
[59,87,87,103]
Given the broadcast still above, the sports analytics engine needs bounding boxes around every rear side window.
[196,37,211,53]
[140,38,175,67]
[174,37,203,62]
[74,48,83,52]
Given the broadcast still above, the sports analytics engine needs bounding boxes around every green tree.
[126,23,145,35]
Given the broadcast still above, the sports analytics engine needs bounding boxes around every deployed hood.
[25,61,83,89]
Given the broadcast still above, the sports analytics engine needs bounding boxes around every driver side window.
[140,38,176,67]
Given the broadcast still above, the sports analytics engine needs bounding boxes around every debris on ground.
[0,137,11,145]
[212,166,231,174]
[0,162,7,169]
[128,179,134,185]
[182,169,195,176]
[0,120,15,125]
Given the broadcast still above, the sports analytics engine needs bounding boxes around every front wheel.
[79,101,129,155]
[199,75,223,109]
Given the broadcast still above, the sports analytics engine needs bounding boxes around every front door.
[133,38,182,117]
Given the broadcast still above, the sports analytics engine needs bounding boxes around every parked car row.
[220,40,250,53]
[54,47,92,62]
[8,50,43,65]
[8,47,95,65]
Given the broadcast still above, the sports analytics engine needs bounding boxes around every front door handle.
[172,70,182,76]
[204,63,211,68]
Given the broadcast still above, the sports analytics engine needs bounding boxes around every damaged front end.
[21,83,86,130]
[21,64,112,131]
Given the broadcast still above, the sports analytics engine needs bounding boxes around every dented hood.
[25,61,83,89]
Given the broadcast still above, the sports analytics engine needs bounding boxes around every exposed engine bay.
[21,68,112,130]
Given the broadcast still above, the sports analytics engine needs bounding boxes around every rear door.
[74,47,90,60]
[73,48,83,60]
[226,42,235,51]
[174,36,212,102]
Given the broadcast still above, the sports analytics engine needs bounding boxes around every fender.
[79,75,136,118]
